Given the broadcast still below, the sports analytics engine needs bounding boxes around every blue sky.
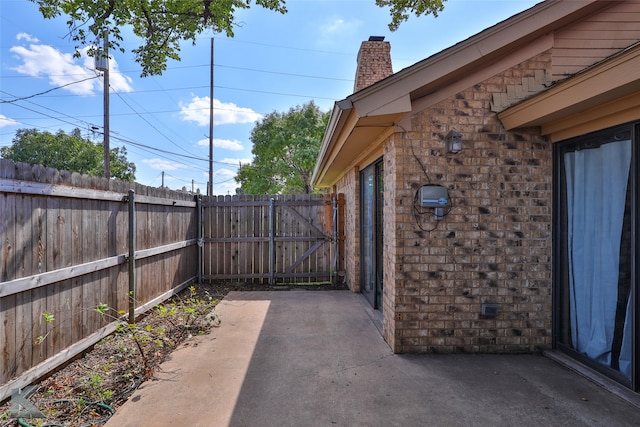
[0,0,540,194]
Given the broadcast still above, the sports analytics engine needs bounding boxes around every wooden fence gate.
[203,194,344,285]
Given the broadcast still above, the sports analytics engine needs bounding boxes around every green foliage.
[84,374,114,403]
[94,290,220,380]
[236,101,329,195]
[105,145,136,182]
[96,302,109,316]
[31,0,288,77]
[376,0,448,31]
[31,0,443,77]
[24,291,218,426]
[36,312,55,344]
[1,128,136,181]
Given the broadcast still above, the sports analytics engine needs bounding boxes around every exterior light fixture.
[445,130,463,154]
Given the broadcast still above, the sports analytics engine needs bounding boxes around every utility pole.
[96,33,110,179]
[208,38,214,196]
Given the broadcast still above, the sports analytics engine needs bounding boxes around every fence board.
[69,190,83,340]
[1,159,345,400]
[1,295,17,381]
[44,189,57,360]
[0,160,199,400]
[203,193,343,284]
[15,192,33,370]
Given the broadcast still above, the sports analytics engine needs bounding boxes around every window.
[360,159,384,309]
[554,123,637,388]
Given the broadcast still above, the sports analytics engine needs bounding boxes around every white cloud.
[197,137,244,151]
[322,18,346,34]
[16,33,39,43]
[317,17,362,46]
[10,39,133,96]
[0,115,20,129]
[210,168,239,195]
[214,168,236,180]
[180,96,262,126]
[142,158,184,171]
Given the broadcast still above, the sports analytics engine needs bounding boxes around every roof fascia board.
[312,104,359,187]
[352,94,412,118]
[499,42,640,130]
[542,90,640,141]
[324,127,392,187]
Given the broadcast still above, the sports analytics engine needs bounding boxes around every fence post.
[128,189,136,324]
[196,194,203,284]
[269,197,275,286]
[332,194,338,286]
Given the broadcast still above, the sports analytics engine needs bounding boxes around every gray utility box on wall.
[419,185,449,208]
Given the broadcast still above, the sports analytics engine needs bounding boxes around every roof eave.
[312,100,354,188]
[312,0,616,188]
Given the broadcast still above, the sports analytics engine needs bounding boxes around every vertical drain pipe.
[127,189,136,324]
[269,198,275,286]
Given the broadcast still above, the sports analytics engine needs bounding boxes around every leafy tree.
[376,0,447,31]
[1,128,136,181]
[236,101,329,195]
[106,145,136,182]
[31,0,445,76]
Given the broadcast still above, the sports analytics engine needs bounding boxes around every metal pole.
[103,34,110,179]
[269,198,275,286]
[196,195,203,284]
[208,38,214,196]
[128,189,136,324]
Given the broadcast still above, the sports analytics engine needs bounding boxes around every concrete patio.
[106,290,640,426]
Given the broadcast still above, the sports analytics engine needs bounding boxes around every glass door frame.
[360,158,384,310]
[552,122,639,391]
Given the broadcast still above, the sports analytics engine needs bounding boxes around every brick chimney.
[353,36,393,92]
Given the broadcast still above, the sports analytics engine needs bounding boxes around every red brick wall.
[354,40,393,92]
[388,52,553,353]
[334,167,360,292]
[382,136,399,349]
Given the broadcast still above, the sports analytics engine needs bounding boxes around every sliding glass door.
[361,159,383,309]
[555,124,637,388]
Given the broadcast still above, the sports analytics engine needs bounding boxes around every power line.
[203,36,356,57]
[110,86,202,159]
[164,173,208,186]
[2,82,340,105]
[0,75,100,103]
[0,62,353,83]
[107,132,241,167]
[0,91,235,171]
[0,92,100,131]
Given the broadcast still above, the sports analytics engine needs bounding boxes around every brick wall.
[388,52,553,353]
[335,167,360,292]
[354,39,393,93]
[382,135,400,349]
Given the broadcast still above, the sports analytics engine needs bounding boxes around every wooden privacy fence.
[203,194,344,285]
[0,159,346,402]
[0,160,200,402]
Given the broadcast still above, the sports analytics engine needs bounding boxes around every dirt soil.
[0,282,346,427]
